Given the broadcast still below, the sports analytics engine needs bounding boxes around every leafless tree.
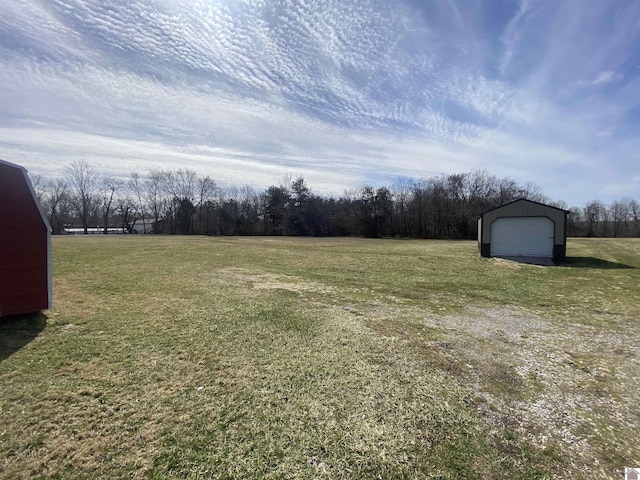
[28,172,46,206]
[610,199,631,238]
[163,169,198,203]
[390,177,414,237]
[584,200,606,237]
[100,176,123,233]
[144,169,167,226]
[567,206,584,236]
[196,175,217,234]
[521,182,547,203]
[66,160,99,234]
[115,195,140,233]
[42,178,70,234]
[629,199,640,237]
[238,185,262,235]
[128,173,146,218]
[34,162,640,239]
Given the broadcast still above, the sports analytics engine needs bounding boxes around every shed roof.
[0,158,51,232]
[0,158,28,170]
[479,198,570,217]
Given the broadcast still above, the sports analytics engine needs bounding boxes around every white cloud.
[499,0,533,76]
[0,0,638,206]
[592,70,622,85]
[597,176,640,198]
[596,127,614,137]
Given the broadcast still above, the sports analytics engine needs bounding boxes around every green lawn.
[1,236,639,479]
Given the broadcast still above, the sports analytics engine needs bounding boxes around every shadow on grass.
[495,256,556,266]
[0,312,47,362]
[560,257,637,269]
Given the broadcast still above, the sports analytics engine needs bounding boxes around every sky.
[1,0,639,206]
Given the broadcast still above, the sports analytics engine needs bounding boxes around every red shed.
[0,159,52,316]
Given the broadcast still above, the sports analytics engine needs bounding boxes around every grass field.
[1,236,639,479]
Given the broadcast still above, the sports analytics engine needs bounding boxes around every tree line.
[30,160,640,239]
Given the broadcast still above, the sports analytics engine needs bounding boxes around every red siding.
[0,161,50,316]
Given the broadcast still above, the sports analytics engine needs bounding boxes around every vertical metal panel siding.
[481,200,566,244]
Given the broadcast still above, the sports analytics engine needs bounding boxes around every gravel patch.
[422,306,640,474]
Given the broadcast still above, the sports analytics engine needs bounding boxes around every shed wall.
[0,161,51,316]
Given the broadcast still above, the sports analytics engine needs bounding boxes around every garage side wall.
[479,200,567,261]
[477,217,490,257]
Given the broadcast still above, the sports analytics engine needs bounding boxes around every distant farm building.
[131,218,155,234]
[65,227,122,235]
[63,219,155,235]
[478,198,569,262]
[0,159,52,316]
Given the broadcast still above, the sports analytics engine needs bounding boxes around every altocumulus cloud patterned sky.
[1,0,639,205]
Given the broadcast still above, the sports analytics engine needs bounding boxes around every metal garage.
[478,199,569,262]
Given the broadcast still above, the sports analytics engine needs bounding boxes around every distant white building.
[131,218,155,234]
[65,227,123,234]
[62,218,157,234]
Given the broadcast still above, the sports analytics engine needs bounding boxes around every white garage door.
[490,217,554,257]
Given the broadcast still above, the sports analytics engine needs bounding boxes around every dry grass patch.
[1,236,639,479]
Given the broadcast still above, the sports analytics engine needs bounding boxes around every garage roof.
[479,198,570,216]
[480,198,571,216]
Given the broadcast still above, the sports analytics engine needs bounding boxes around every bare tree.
[161,169,198,234]
[33,163,640,240]
[115,195,139,233]
[497,177,520,205]
[196,175,217,234]
[100,176,123,234]
[128,172,145,216]
[238,185,262,235]
[584,200,605,237]
[163,169,198,203]
[42,178,70,234]
[630,199,640,237]
[550,200,569,210]
[28,172,46,206]
[390,177,413,237]
[567,206,584,237]
[144,169,166,226]
[610,199,631,238]
[66,161,99,234]
[466,169,498,202]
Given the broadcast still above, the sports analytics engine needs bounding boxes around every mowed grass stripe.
[1,236,638,479]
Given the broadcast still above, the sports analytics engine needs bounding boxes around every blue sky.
[1,0,639,205]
